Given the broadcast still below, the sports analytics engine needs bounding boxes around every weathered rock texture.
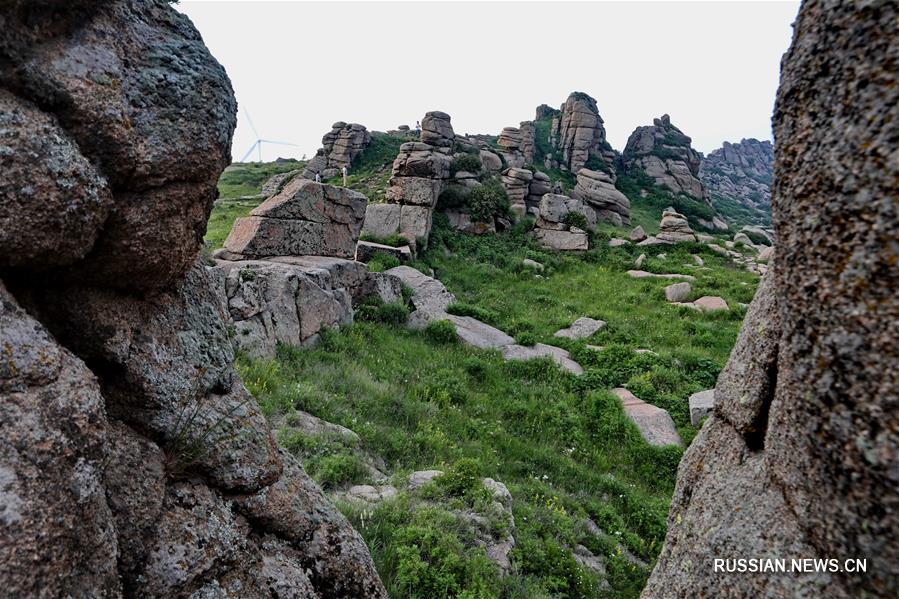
[497,122,536,168]
[643,2,898,596]
[0,2,386,596]
[362,111,454,242]
[551,92,616,174]
[572,168,630,225]
[700,138,774,218]
[623,114,705,201]
[223,178,367,260]
[533,194,591,251]
[302,122,371,180]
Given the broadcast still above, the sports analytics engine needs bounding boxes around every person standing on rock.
[342,165,348,186]
[415,120,421,136]
[314,172,321,184]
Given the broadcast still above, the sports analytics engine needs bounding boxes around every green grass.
[236,217,758,597]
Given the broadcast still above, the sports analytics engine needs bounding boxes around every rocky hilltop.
[700,138,774,221]
[623,114,705,202]
[0,1,385,596]
[644,1,898,596]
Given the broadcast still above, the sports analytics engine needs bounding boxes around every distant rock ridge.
[700,138,774,217]
[623,114,706,201]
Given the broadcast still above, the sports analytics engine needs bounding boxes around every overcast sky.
[177,1,800,162]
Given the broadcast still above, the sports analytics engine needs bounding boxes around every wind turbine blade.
[243,108,260,140]
[239,140,259,163]
[259,140,301,147]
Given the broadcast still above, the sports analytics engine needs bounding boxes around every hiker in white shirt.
[342,165,348,186]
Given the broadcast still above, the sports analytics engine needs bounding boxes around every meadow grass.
[235,216,758,598]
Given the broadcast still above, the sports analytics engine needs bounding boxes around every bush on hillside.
[367,252,401,272]
[424,320,457,344]
[356,298,409,325]
[436,185,470,210]
[466,177,509,223]
[450,153,482,176]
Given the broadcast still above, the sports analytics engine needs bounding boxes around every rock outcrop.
[501,167,534,217]
[223,178,367,259]
[623,114,705,201]
[655,207,697,243]
[497,123,536,168]
[302,122,371,180]
[551,92,616,174]
[572,168,631,225]
[0,2,386,596]
[533,193,594,250]
[700,138,774,217]
[362,111,454,242]
[643,2,898,596]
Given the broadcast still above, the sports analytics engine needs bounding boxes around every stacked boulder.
[0,1,386,596]
[533,194,593,251]
[572,168,631,225]
[501,167,534,217]
[303,122,371,180]
[362,111,454,242]
[550,92,617,174]
[497,123,536,168]
[215,179,401,356]
[527,171,552,213]
[638,207,697,245]
[623,114,705,201]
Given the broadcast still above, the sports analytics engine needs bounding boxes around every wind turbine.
[239,108,300,163]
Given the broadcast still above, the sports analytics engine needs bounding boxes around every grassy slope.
[236,216,758,598]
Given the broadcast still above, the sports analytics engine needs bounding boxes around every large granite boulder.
[497,121,536,168]
[643,2,899,596]
[0,1,387,595]
[501,167,534,217]
[420,110,455,147]
[572,168,630,225]
[534,193,592,251]
[224,178,368,259]
[623,114,705,201]
[551,92,616,174]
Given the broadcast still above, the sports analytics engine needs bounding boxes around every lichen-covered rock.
[643,2,899,596]
[1,0,237,289]
[623,114,705,201]
[224,179,368,260]
[0,282,119,597]
[0,90,113,269]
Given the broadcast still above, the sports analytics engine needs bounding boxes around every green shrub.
[450,153,482,176]
[463,356,488,382]
[446,301,499,325]
[466,177,509,223]
[367,252,402,272]
[356,298,410,325]
[433,458,483,498]
[309,453,368,489]
[424,320,458,344]
[360,232,410,248]
[515,331,538,346]
[563,211,589,231]
[436,185,471,210]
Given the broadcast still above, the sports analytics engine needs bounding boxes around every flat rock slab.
[689,389,715,426]
[613,387,682,447]
[554,317,607,340]
[355,240,412,264]
[345,484,398,503]
[385,265,455,316]
[446,314,515,349]
[665,282,692,302]
[628,270,696,281]
[693,296,729,311]
[408,470,444,490]
[502,343,584,375]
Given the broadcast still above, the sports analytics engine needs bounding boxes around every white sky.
[177,1,800,162]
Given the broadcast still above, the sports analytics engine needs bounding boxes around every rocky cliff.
[550,92,616,175]
[643,1,898,596]
[0,1,385,596]
[700,138,774,218]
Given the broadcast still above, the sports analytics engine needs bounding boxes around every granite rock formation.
[700,138,774,217]
[643,2,898,596]
[362,111,454,242]
[623,114,705,201]
[302,122,371,180]
[533,194,592,251]
[551,92,616,175]
[572,168,631,226]
[0,2,386,596]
